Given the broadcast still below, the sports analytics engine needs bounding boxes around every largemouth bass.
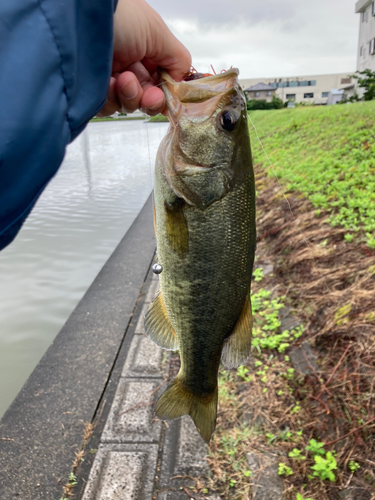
[144,68,256,442]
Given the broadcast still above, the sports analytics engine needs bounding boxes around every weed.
[349,460,360,473]
[253,267,264,282]
[310,452,337,482]
[305,439,325,456]
[291,404,301,414]
[249,103,375,247]
[296,494,314,500]
[278,463,294,476]
[288,448,306,460]
[236,365,252,382]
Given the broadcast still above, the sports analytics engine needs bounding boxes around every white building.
[239,73,352,105]
[355,0,375,72]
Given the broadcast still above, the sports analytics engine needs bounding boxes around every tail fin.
[155,376,218,443]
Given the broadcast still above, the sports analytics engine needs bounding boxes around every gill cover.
[158,69,248,209]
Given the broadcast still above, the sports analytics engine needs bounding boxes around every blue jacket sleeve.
[0,0,118,250]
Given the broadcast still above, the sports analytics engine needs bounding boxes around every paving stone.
[159,416,208,491]
[290,341,318,374]
[279,307,301,333]
[261,263,274,276]
[158,492,192,500]
[122,334,168,379]
[102,378,163,443]
[144,278,159,304]
[246,452,285,500]
[82,444,158,500]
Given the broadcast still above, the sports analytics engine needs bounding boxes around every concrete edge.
[0,195,156,499]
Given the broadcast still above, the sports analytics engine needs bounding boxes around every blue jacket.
[0,0,117,250]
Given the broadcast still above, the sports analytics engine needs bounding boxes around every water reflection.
[0,119,168,418]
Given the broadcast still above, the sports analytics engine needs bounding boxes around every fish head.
[158,68,250,209]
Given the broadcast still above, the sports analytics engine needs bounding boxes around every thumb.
[145,11,192,82]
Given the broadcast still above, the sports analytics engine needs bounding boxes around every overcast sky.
[147,0,360,79]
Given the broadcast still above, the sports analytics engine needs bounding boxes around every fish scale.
[144,68,256,442]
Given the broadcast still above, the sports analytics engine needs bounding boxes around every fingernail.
[120,78,139,100]
[147,97,165,112]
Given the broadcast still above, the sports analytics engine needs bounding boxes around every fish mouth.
[159,68,240,106]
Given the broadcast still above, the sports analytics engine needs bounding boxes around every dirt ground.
[189,168,375,500]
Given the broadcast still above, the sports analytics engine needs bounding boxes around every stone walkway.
[81,274,209,500]
[79,263,307,500]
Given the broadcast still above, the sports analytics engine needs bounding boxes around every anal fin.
[144,292,179,351]
[221,295,253,369]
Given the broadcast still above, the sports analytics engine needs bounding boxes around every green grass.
[90,116,146,122]
[147,114,169,122]
[248,101,375,247]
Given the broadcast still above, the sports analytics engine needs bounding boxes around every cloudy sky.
[147,0,360,79]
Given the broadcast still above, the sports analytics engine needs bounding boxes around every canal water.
[0,119,169,418]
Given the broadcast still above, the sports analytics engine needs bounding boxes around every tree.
[246,94,284,111]
[351,69,375,101]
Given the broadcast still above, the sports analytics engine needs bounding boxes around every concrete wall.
[239,72,352,105]
[356,0,375,73]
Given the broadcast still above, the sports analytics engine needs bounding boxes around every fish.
[144,68,256,442]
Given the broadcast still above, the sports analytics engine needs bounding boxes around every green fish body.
[144,69,256,442]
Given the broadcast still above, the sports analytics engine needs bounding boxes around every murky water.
[0,120,168,418]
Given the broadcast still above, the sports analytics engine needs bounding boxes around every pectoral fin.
[221,296,253,369]
[144,292,179,351]
[164,199,189,257]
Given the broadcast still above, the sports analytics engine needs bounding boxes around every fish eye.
[219,110,238,132]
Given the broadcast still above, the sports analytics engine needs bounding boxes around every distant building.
[244,83,277,102]
[355,0,375,73]
[327,89,344,105]
[239,73,352,105]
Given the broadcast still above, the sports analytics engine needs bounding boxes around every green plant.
[305,439,325,456]
[253,268,264,282]
[236,365,252,382]
[69,473,77,486]
[229,479,237,487]
[349,460,360,473]
[344,233,355,242]
[351,69,375,101]
[311,452,337,481]
[278,463,293,476]
[296,494,314,500]
[291,404,301,414]
[288,448,306,460]
[248,103,375,248]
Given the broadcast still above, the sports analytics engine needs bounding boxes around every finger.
[140,86,165,116]
[116,71,143,113]
[97,77,121,117]
[147,13,192,82]
[118,62,165,115]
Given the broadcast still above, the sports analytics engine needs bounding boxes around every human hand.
[98,0,191,117]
